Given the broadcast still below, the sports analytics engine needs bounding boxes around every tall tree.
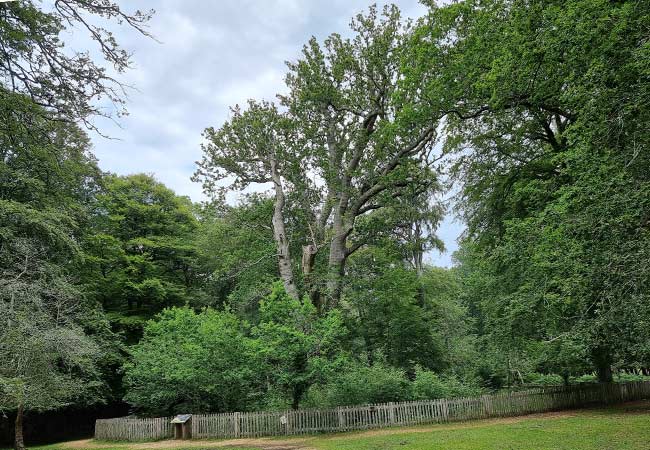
[1,2,152,445]
[195,102,303,299]
[282,4,441,306]
[408,0,650,381]
[196,5,443,308]
[81,174,201,340]
[0,91,108,450]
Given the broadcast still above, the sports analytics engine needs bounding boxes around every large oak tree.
[195,5,443,309]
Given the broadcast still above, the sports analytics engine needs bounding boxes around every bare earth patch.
[65,437,314,450]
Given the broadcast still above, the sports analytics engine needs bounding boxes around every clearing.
[14,400,650,450]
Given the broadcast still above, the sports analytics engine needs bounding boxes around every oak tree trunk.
[326,233,346,308]
[301,244,321,311]
[597,364,613,383]
[270,159,299,299]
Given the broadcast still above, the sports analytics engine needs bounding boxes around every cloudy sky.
[79,0,463,267]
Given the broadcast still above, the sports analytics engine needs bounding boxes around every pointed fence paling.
[94,416,173,441]
[95,381,650,441]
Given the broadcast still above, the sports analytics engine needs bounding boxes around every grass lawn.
[305,403,650,450]
[9,401,650,450]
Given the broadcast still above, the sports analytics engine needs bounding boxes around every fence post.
[234,412,240,438]
[337,407,345,429]
[483,394,491,417]
[388,402,395,425]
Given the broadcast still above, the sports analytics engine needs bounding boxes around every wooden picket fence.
[94,416,173,441]
[95,381,650,441]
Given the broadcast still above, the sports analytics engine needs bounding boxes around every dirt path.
[64,400,650,450]
[66,437,314,450]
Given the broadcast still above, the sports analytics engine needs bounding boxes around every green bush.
[308,362,412,407]
[523,372,565,386]
[123,307,260,415]
[571,374,598,384]
[412,367,484,399]
[614,372,650,383]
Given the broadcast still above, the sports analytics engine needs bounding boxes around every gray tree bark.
[270,158,299,299]
[326,201,353,308]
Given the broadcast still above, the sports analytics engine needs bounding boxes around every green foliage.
[345,248,477,378]
[306,362,412,407]
[408,0,650,382]
[412,368,483,400]
[81,174,202,339]
[522,373,564,387]
[194,197,279,316]
[195,5,445,306]
[0,91,111,420]
[123,283,349,413]
[8,0,650,431]
[254,282,349,409]
[124,307,258,415]
[1,1,151,446]
[304,361,484,407]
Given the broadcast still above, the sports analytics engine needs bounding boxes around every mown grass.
[305,406,650,449]
[9,402,650,450]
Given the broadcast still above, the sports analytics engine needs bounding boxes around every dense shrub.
[305,363,412,407]
[523,373,565,386]
[412,367,484,399]
[123,307,260,415]
[613,373,650,383]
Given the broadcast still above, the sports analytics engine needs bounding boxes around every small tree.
[124,307,259,415]
[0,236,103,450]
[254,282,348,409]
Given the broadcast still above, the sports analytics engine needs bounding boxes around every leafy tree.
[254,282,348,409]
[409,0,650,381]
[194,197,280,318]
[420,267,479,379]
[344,247,478,378]
[195,5,444,309]
[124,283,349,414]
[282,4,442,306]
[0,238,103,449]
[195,102,304,299]
[2,1,152,445]
[345,248,444,373]
[124,307,259,415]
[0,90,110,450]
[81,174,201,340]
